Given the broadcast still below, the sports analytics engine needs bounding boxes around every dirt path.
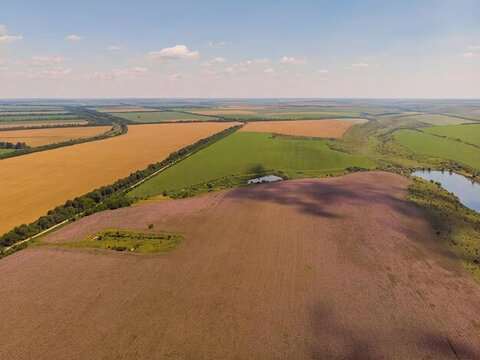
[1,171,479,359]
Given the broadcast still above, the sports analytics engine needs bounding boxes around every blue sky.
[1,0,479,98]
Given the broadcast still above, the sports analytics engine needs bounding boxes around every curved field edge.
[127,131,376,200]
[0,124,241,255]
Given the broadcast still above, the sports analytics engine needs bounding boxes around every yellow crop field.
[0,126,111,147]
[240,119,364,138]
[0,122,237,234]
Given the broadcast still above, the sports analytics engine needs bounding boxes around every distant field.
[0,111,69,116]
[394,129,480,170]
[0,114,80,122]
[0,119,89,129]
[129,131,374,199]
[94,107,160,113]
[113,111,217,123]
[423,124,480,146]
[187,107,363,120]
[0,122,237,234]
[0,126,111,147]
[240,119,365,138]
[408,114,474,126]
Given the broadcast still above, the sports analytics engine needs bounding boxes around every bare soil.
[1,172,479,359]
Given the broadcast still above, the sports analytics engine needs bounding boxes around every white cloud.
[264,67,275,74]
[91,67,148,80]
[317,69,329,73]
[31,56,66,65]
[66,34,83,42]
[280,56,306,65]
[208,41,229,48]
[0,24,23,44]
[107,45,121,51]
[148,45,199,60]
[203,57,226,66]
[463,52,477,58]
[38,67,72,78]
[169,73,183,81]
[467,45,480,50]
[351,63,369,68]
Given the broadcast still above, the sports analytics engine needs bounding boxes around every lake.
[412,170,480,212]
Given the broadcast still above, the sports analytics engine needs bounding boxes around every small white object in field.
[247,175,283,185]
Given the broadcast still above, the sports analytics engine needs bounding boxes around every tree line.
[0,141,29,150]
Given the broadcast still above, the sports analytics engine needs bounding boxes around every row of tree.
[0,141,29,150]
[0,124,242,250]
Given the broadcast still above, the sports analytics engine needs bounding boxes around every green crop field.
[129,131,375,199]
[112,111,217,123]
[423,124,480,146]
[394,129,480,170]
[407,114,475,126]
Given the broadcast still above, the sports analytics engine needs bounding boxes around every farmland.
[0,126,111,147]
[406,114,475,125]
[423,123,480,146]
[0,119,89,129]
[240,119,366,138]
[0,122,236,234]
[112,111,217,123]
[129,131,374,199]
[394,129,480,170]
[2,172,480,359]
[186,106,366,120]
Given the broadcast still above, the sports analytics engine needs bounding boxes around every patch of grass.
[0,148,16,155]
[394,129,480,170]
[128,131,375,199]
[112,111,217,123]
[408,178,480,281]
[60,229,182,254]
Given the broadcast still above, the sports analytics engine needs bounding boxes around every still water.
[412,170,480,212]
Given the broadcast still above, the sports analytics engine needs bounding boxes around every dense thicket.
[0,141,29,150]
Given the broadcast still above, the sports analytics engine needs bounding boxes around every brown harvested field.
[0,126,111,147]
[0,122,236,234]
[240,119,365,138]
[1,172,479,359]
[0,119,89,129]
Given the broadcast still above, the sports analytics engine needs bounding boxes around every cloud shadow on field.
[309,302,480,359]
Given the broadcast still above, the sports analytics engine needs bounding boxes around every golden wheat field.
[0,126,111,147]
[240,119,364,138]
[0,122,236,234]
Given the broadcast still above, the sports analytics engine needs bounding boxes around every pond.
[412,170,480,212]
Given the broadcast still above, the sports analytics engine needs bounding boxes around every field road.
[0,172,479,359]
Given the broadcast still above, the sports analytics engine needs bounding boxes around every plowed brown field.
[1,172,479,359]
[0,122,236,234]
[240,119,364,138]
[0,126,110,147]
